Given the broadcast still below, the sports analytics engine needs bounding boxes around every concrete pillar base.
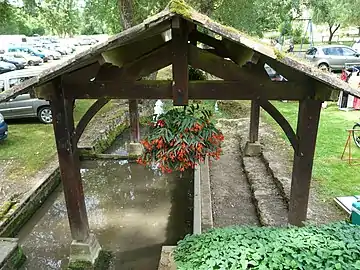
[68,234,101,269]
[127,142,143,157]
[244,142,262,157]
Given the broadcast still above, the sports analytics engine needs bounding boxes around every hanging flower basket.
[137,104,224,173]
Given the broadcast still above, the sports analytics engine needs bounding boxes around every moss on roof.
[167,0,192,19]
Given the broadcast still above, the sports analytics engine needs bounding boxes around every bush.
[174,222,360,269]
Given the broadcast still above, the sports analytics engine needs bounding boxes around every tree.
[342,0,360,35]
[309,0,346,44]
[213,0,302,37]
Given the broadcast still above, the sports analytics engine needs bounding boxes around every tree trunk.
[118,0,133,29]
[328,24,340,44]
[358,26,360,36]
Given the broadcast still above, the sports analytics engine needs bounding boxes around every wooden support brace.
[249,100,260,143]
[288,99,322,226]
[74,98,110,144]
[172,17,189,106]
[259,100,299,154]
[50,79,90,241]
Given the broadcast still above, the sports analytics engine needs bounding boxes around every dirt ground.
[216,100,346,225]
[210,118,260,227]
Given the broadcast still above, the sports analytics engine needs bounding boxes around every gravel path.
[210,119,259,227]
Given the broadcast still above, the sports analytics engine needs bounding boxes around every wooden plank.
[249,100,260,143]
[259,100,299,155]
[96,41,173,82]
[74,98,110,144]
[129,100,140,142]
[288,99,322,226]
[61,80,309,100]
[188,44,309,96]
[50,80,90,241]
[172,17,189,105]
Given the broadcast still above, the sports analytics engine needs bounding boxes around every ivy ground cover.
[174,222,360,269]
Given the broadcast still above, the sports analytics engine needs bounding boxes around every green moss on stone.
[11,246,26,268]
[274,49,285,60]
[168,0,192,18]
[68,250,113,270]
[68,260,93,270]
[0,201,16,220]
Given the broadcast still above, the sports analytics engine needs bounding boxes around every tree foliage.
[309,0,346,44]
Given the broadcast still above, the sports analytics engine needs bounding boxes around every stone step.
[242,156,288,226]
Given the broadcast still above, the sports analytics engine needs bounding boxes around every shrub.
[137,104,224,173]
[174,222,360,269]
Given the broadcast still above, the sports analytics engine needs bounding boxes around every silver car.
[0,71,52,124]
[0,94,52,124]
[305,45,360,71]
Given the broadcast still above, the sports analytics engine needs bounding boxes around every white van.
[0,70,52,124]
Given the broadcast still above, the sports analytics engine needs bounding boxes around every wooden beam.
[50,80,90,241]
[189,30,225,52]
[74,98,110,144]
[62,62,101,84]
[259,100,299,155]
[249,100,260,143]
[96,41,173,82]
[288,99,322,226]
[129,100,140,142]
[61,80,309,100]
[188,44,309,96]
[172,17,189,105]
[100,34,166,67]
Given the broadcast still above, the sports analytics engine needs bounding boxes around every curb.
[240,146,288,226]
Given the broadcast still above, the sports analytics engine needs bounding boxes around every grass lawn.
[0,100,94,179]
[263,101,360,201]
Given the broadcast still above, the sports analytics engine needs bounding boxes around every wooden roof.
[1,0,359,103]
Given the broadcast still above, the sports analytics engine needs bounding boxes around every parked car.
[0,113,8,141]
[0,70,52,124]
[0,55,27,69]
[7,46,49,62]
[34,47,61,60]
[5,52,43,66]
[0,61,16,74]
[78,37,97,46]
[305,45,360,71]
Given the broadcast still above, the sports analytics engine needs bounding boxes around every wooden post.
[129,99,140,142]
[249,100,260,143]
[172,17,189,106]
[288,99,322,226]
[50,80,90,241]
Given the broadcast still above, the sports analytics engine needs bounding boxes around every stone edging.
[0,238,26,269]
[0,160,60,237]
[200,157,213,232]
[260,152,291,208]
[0,110,132,238]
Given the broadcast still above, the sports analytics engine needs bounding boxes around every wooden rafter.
[96,41,173,82]
[188,44,310,97]
[171,16,189,105]
[59,80,310,100]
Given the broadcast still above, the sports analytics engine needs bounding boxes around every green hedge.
[174,222,360,269]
